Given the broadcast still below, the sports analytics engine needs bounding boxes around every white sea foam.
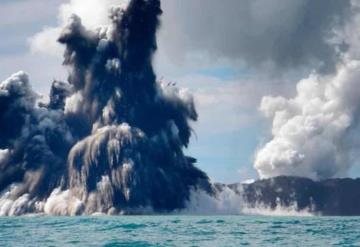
[241,200,314,217]
[184,187,314,217]
[182,187,243,215]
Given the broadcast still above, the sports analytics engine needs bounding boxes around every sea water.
[0,216,359,246]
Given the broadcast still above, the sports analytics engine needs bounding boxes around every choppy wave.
[1,216,359,246]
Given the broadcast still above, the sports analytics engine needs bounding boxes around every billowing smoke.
[254,3,360,180]
[0,71,73,201]
[0,0,211,216]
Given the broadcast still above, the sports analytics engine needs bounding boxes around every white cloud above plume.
[29,0,129,57]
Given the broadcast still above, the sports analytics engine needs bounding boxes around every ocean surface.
[0,216,359,246]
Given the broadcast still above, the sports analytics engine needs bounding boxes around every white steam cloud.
[255,3,360,180]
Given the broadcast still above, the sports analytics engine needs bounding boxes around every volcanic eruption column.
[0,0,211,215]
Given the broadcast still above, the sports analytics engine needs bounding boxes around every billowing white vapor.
[255,5,360,180]
[255,61,360,179]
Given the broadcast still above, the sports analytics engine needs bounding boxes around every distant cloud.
[159,0,352,73]
[174,73,295,135]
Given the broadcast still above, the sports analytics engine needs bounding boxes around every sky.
[1,0,360,183]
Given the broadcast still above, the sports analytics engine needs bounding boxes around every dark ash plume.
[0,0,211,215]
[0,72,74,203]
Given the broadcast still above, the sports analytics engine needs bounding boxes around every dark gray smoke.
[0,72,74,201]
[0,0,211,216]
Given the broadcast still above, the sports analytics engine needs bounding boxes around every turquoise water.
[0,216,359,246]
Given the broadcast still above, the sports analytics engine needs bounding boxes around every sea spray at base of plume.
[5,176,360,216]
[182,187,244,215]
[241,204,313,217]
[182,182,314,216]
[0,180,316,216]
